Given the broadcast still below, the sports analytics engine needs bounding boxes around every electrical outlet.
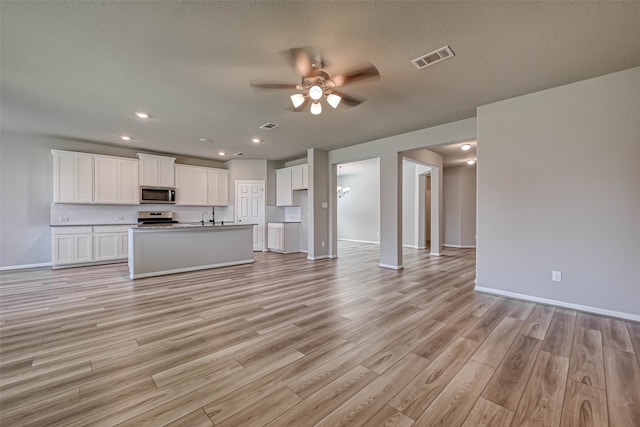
[321,241,325,247]
[552,271,562,282]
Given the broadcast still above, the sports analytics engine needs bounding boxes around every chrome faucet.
[201,211,210,225]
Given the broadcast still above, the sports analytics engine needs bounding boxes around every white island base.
[128,224,254,279]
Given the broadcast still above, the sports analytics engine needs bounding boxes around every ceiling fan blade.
[250,82,301,90]
[331,90,363,107]
[286,48,317,77]
[331,64,380,87]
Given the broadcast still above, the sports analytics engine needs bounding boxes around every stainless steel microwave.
[140,187,176,204]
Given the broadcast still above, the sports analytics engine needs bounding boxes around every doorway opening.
[336,159,381,247]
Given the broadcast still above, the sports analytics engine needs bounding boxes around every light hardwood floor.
[1,242,639,426]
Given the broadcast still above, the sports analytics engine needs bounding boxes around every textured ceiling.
[2,1,639,162]
[427,141,477,168]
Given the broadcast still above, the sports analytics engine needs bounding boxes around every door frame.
[235,180,266,252]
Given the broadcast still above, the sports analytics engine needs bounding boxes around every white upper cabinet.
[52,150,93,203]
[137,153,175,188]
[291,164,308,190]
[176,164,228,206]
[302,163,308,189]
[207,168,229,206]
[93,155,139,204]
[175,164,208,206]
[277,163,307,206]
[276,167,293,206]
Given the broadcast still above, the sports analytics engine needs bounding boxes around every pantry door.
[235,180,265,251]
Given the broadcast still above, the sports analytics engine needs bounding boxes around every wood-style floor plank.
[603,346,640,427]
[266,365,377,426]
[560,380,608,427]
[461,397,514,427]
[389,337,479,419]
[315,353,430,427]
[471,315,523,368]
[601,317,635,353]
[361,405,415,427]
[481,333,543,412]
[522,304,555,340]
[412,359,494,427]
[542,310,576,358]
[1,242,638,427]
[511,351,569,427]
[568,327,605,389]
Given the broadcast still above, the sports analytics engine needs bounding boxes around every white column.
[379,150,403,269]
[307,148,329,260]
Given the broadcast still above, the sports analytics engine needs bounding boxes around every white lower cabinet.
[53,225,130,268]
[52,227,93,265]
[93,226,129,262]
[267,222,300,254]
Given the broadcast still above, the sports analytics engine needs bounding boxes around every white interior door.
[235,181,265,251]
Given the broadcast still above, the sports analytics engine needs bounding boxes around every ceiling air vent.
[259,122,279,130]
[411,45,455,70]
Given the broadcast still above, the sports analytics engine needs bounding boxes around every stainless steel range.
[137,211,179,227]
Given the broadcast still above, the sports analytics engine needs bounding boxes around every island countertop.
[132,223,251,231]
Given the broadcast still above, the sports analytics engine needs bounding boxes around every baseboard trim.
[379,263,404,270]
[130,259,254,280]
[443,244,477,249]
[338,238,379,245]
[307,255,331,261]
[430,252,441,257]
[475,286,640,322]
[0,262,52,271]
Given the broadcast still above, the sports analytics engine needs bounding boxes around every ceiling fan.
[250,48,380,115]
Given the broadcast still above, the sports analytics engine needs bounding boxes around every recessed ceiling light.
[120,135,133,141]
[251,138,261,143]
[460,144,471,151]
[200,138,212,143]
[134,112,150,119]
[218,151,226,156]
[466,159,476,165]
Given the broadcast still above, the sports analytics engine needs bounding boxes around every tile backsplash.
[51,204,233,225]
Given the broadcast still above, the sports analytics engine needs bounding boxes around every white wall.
[476,66,640,319]
[337,160,380,243]
[443,165,476,247]
[226,159,267,203]
[0,132,225,268]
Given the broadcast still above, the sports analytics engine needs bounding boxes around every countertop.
[50,223,137,227]
[131,223,250,231]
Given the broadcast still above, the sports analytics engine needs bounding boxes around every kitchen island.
[128,224,254,279]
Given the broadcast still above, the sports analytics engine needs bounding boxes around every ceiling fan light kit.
[310,101,322,115]
[327,93,341,108]
[290,94,306,108]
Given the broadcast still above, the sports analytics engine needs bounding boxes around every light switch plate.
[552,271,562,282]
